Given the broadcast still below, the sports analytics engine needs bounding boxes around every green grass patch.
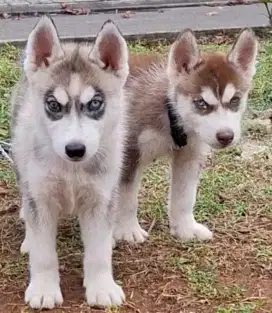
[216,301,265,313]
[249,42,272,111]
[0,44,20,141]
[186,265,218,297]
[0,159,16,187]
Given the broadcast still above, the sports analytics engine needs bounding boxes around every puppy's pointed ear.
[167,29,201,80]
[24,15,63,74]
[89,20,128,79]
[228,28,258,77]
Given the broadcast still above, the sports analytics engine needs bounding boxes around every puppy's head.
[167,28,258,149]
[24,16,128,162]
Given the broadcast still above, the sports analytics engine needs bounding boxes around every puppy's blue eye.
[87,95,103,111]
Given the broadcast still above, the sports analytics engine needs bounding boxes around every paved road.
[0,0,240,14]
[0,3,270,45]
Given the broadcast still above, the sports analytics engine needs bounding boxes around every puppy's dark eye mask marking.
[44,89,106,121]
[223,95,241,112]
[193,98,215,115]
[193,93,241,115]
[44,90,67,121]
[82,91,106,120]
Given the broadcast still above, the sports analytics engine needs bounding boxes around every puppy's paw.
[171,221,213,241]
[85,276,125,307]
[25,277,63,309]
[113,218,148,245]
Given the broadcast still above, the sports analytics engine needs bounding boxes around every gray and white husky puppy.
[11,15,128,309]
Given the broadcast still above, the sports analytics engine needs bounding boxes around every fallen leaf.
[1,13,10,19]
[61,3,89,15]
[121,11,135,19]
[0,186,9,196]
[61,3,68,9]
[227,0,249,5]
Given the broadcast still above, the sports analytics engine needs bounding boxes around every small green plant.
[186,265,218,297]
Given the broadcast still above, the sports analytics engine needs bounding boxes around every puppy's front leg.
[113,170,148,245]
[79,199,125,307]
[169,147,213,241]
[19,198,31,254]
[24,197,63,309]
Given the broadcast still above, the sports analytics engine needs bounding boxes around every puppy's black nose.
[216,129,234,147]
[65,142,86,160]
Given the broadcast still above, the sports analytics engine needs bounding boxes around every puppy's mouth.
[68,156,84,162]
[210,140,236,150]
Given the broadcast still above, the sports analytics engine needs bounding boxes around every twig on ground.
[148,217,156,234]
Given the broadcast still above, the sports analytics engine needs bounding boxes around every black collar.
[165,97,187,148]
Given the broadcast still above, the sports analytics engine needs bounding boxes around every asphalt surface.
[0,3,270,45]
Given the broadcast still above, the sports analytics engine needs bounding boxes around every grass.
[0,36,272,313]
[217,301,266,313]
[0,44,20,140]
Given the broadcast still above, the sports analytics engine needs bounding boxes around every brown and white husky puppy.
[113,29,258,244]
[11,16,129,309]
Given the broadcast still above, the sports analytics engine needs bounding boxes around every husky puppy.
[113,29,258,244]
[11,16,128,309]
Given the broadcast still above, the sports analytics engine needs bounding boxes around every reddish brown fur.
[128,54,163,76]
[122,47,253,182]
[172,30,200,73]
[122,56,169,183]
[176,52,250,99]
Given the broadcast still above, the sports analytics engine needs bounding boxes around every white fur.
[222,83,236,103]
[113,177,148,245]
[138,128,170,165]
[169,139,213,240]
[47,107,101,161]
[80,86,96,104]
[69,74,82,98]
[201,87,218,105]
[14,17,128,310]
[79,165,126,307]
[53,87,69,105]
[175,92,247,149]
